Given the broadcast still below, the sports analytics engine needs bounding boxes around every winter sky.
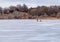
[0,0,60,8]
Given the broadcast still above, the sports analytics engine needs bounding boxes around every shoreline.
[0,18,60,20]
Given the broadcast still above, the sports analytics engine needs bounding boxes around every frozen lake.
[0,20,60,42]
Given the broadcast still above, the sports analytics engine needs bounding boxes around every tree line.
[0,4,60,19]
[0,4,28,14]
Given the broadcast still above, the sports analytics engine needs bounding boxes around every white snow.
[0,20,60,42]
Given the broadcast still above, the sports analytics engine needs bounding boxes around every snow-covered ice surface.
[0,20,60,42]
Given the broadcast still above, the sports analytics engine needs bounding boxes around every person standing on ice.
[40,20,41,22]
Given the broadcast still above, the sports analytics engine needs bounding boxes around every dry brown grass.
[0,12,60,20]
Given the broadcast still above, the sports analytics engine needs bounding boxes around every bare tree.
[9,6,16,13]
[22,4,28,12]
[3,8,9,14]
[16,4,23,12]
[0,7,2,14]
